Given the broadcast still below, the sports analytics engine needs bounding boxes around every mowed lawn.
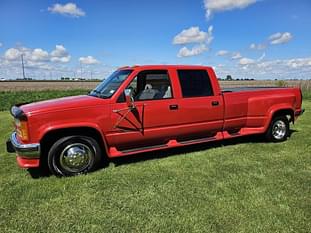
[0,102,310,233]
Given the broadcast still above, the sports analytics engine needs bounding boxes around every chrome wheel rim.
[272,120,286,140]
[59,143,93,173]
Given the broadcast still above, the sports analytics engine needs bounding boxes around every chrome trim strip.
[10,132,40,158]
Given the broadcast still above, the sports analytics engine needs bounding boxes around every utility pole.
[80,61,83,79]
[21,54,26,79]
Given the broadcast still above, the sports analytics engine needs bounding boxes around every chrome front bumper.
[6,132,40,158]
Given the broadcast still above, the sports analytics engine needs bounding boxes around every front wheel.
[265,116,289,142]
[47,136,102,176]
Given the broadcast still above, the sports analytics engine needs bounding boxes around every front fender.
[37,121,110,155]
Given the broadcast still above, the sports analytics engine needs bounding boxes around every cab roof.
[118,64,213,70]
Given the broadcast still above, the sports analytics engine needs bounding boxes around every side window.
[117,77,137,103]
[124,70,173,101]
[177,70,213,98]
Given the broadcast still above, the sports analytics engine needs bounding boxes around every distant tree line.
[16,78,33,81]
[60,77,101,81]
[218,75,255,81]
[6,78,101,82]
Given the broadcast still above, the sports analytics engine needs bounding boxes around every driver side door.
[106,69,179,152]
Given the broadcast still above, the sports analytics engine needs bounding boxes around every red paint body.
[15,65,303,168]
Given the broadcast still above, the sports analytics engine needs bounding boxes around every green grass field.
[0,98,310,232]
[0,90,88,111]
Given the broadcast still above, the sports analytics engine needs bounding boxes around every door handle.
[211,101,219,106]
[169,104,179,110]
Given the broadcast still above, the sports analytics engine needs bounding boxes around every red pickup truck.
[6,65,304,176]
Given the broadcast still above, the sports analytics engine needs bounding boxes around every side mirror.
[124,89,135,108]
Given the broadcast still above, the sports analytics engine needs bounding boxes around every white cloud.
[79,56,100,65]
[48,3,85,17]
[213,55,311,80]
[177,44,208,57]
[50,56,71,63]
[4,48,21,60]
[249,43,256,49]
[204,0,257,19]
[239,57,255,65]
[237,53,265,67]
[4,45,71,64]
[286,57,311,68]
[269,32,293,45]
[31,48,49,61]
[249,32,292,51]
[269,32,282,41]
[255,57,311,79]
[215,50,242,59]
[50,45,71,63]
[216,50,229,56]
[50,45,67,57]
[250,43,266,50]
[0,45,116,80]
[231,52,242,59]
[235,53,310,72]
[173,26,213,45]
[173,26,213,57]
[257,52,266,62]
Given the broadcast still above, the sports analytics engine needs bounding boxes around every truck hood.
[20,95,107,115]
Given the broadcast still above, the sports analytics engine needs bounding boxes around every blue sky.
[0,0,311,80]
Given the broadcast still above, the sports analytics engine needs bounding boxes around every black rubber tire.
[47,135,102,177]
[265,116,289,142]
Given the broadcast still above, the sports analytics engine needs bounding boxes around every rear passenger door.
[175,69,224,141]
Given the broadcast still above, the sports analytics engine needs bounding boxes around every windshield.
[89,69,133,98]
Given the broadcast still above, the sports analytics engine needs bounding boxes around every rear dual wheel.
[265,116,289,142]
[47,136,102,176]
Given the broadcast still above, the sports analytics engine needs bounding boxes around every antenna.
[21,54,26,79]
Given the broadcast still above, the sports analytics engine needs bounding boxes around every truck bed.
[222,86,285,93]
[220,86,302,137]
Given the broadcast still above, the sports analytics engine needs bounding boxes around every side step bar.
[121,144,168,154]
[108,135,221,157]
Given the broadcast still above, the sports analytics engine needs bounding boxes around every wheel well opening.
[40,127,107,160]
[272,109,294,123]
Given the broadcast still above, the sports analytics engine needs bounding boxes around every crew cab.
[6,65,304,176]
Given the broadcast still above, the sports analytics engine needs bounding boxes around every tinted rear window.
[177,70,213,98]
